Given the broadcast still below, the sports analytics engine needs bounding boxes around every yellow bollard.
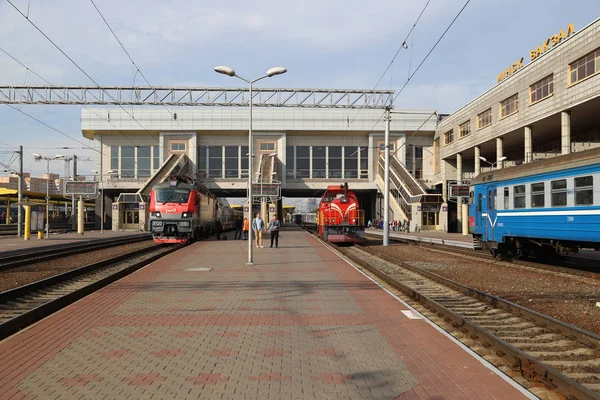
[24,205,31,241]
[38,231,43,239]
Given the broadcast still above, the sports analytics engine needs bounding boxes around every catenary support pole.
[462,202,469,236]
[248,80,254,265]
[383,106,391,246]
[78,196,84,235]
[17,145,23,237]
[72,154,77,231]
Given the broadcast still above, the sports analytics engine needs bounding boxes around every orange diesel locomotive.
[317,183,365,243]
[149,177,217,243]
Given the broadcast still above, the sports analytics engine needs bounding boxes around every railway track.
[301,225,600,399]
[0,223,95,236]
[0,243,179,340]
[0,233,152,271]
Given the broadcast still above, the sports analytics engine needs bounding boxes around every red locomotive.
[149,176,218,244]
[317,183,365,243]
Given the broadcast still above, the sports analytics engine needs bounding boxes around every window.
[477,193,482,213]
[459,120,471,138]
[240,146,249,178]
[224,146,239,178]
[344,147,358,179]
[121,146,135,177]
[170,142,186,152]
[531,182,545,208]
[444,130,454,145]
[197,146,208,175]
[530,75,554,103]
[551,179,567,207]
[110,147,118,171]
[574,176,593,205]
[328,146,342,178]
[569,47,600,84]
[259,142,275,151]
[208,146,222,178]
[312,146,326,178]
[296,146,310,178]
[503,187,509,209]
[359,146,368,179]
[514,185,526,208]
[477,109,492,129]
[152,146,159,171]
[137,146,151,178]
[500,94,518,118]
[286,146,295,178]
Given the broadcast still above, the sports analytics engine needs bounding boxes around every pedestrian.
[234,217,243,240]
[252,212,265,248]
[215,219,223,240]
[267,214,281,248]
[0,212,5,224]
[367,220,372,228]
[406,220,410,233]
[242,217,249,240]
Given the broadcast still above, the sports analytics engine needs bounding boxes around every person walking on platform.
[234,217,243,240]
[267,214,280,248]
[252,212,265,248]
[242,217,249,240]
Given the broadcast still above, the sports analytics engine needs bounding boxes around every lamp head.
[498,156,507,162]
[266,67,287,77]
[91,169,98,174]
[54,154,64,159]
[32,153,41,159]
[214,66,236,77]
[107,170,115,174]
[478,156,487,162]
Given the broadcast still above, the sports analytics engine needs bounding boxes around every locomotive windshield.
[155,188,191,203]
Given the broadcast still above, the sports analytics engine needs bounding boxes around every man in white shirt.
[252,212,265,248]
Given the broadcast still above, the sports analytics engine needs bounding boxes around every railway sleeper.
[533,350,599,361]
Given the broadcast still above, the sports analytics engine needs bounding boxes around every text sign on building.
[65,181,98,195]
[449,184,470,198]
[497,23,575,83]
[251,183,281,198]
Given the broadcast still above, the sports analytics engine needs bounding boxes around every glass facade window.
[110,147,118,171]
[121,146,135,177]
[444,130,454,145]
[197,146,208,175]
[286,146,295,178]
[477,108,492,129]
[551,179,567,207]
[312,147,326,178]
[500,94,518,118]
[513,185,526,208]
[328,146,342,178]
[569,47,600,84]
[152,146,159,171]
[574,176,593,205]
[208,146,223,178]
[296,146,310,178]
[137,146,151,178]
[359,146,368,179]
[171,142,186,152]
[459,120,471,138]
[531,182,544,208]
[530,74,554,103]
[240,146,248,178]
[259,143,275,151]
[224,146,239,178]
[344,147,358,178]
[503,187,509,209]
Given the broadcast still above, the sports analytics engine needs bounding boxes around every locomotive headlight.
[182,212,191,218]
[152,211,161,217]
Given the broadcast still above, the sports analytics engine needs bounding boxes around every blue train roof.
[471,147,600,185]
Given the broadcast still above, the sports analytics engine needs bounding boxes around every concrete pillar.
[474,146,481,176]
[496,138,504,169]
[441,161,447,201]
[461,203,468,236]
[456,153,462,184]
[561,111,571,155]
[524,126,532,163]
[77,197,84,235]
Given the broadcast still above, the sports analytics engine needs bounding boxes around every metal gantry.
[0,86,393,109]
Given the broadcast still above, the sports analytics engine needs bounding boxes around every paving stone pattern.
[0,228,527,400]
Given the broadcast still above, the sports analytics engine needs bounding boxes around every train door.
[485,185,496,242]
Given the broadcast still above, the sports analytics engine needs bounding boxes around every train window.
[503,187,509,209]
[531,182,545,208]
[477,193,482,213]
[514,185,526,208]
[574,176,594,205]
[551,179,567,207]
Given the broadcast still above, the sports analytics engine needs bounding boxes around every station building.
[82,107,440,231]
[434,18,600,231]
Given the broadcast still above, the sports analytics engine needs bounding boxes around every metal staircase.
[137,153,189,195]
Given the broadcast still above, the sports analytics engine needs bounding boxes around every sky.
[1,0,599,181]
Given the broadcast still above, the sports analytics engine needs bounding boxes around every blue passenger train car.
[469,148,600,258]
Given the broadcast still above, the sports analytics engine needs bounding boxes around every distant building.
[0,172,65,194]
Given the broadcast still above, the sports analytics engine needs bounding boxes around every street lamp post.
[214,66,287,265]
[479,156,507,170]
[33,153,65,238]
[91,170,114,233]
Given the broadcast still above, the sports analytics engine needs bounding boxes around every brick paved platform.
[0,227,531,399]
